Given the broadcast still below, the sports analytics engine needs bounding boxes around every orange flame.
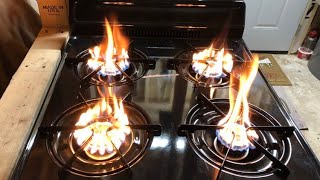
[192,46,233,78]
[217,55,260,151]
[87,18,129,76]
[73,93,131,160]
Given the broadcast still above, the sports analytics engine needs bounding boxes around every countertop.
[272,54,320,161]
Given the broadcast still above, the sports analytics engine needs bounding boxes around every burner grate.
[67,49,156,88]
[177,93,295,179]
[38,93,161,178]
[167,49,244,88]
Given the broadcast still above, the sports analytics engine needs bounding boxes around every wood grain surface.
[0,28,68,179]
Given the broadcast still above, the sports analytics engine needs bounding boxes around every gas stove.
[11,0,320,180]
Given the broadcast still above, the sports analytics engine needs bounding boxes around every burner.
[180,99,292,178]
[44,98,155,177]
[213,138,249,161]
[72,48,155,86]
[168,49,244,88]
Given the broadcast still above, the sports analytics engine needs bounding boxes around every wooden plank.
[0,49,61,179]
[289,1,319,53]
[272,54,320,160]
[31,28,69,50]
[26,0,40,14]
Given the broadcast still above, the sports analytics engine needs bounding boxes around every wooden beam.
[0,27,68,179]
[31,28,69,50]
[289,1,319,53]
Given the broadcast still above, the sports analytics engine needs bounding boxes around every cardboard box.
[38,0,68,28]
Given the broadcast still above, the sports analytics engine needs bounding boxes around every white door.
[243,0,309,51]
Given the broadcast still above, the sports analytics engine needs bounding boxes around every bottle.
[297,30,318,60]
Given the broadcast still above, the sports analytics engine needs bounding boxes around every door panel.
[243,0,308,51]
[256,0,286,27]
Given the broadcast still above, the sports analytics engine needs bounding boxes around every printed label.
[38,0,68,27]
[42,5,64,14]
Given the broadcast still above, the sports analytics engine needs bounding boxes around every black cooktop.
[10,0,320,179]
[11,36,320,180]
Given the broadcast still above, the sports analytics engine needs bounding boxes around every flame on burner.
[87,18,130,76]
[216,55,260,151]
[192,47,233,78]
[73,92,131,160]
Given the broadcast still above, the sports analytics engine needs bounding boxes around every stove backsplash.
[69,0,245,39]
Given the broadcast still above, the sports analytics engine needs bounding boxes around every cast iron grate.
[66,48,156,88]
[167,48,245,88]
[177,93,295,179]
[38,92,161,179]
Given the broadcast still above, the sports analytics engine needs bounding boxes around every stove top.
[11,0,320,179]
[11,36,320,180]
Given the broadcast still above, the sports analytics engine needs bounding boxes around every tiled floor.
[271,54,320,160]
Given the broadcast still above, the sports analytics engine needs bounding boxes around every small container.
[297,30,318,60]
[303,30,318,51]
[297,47,313,60]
